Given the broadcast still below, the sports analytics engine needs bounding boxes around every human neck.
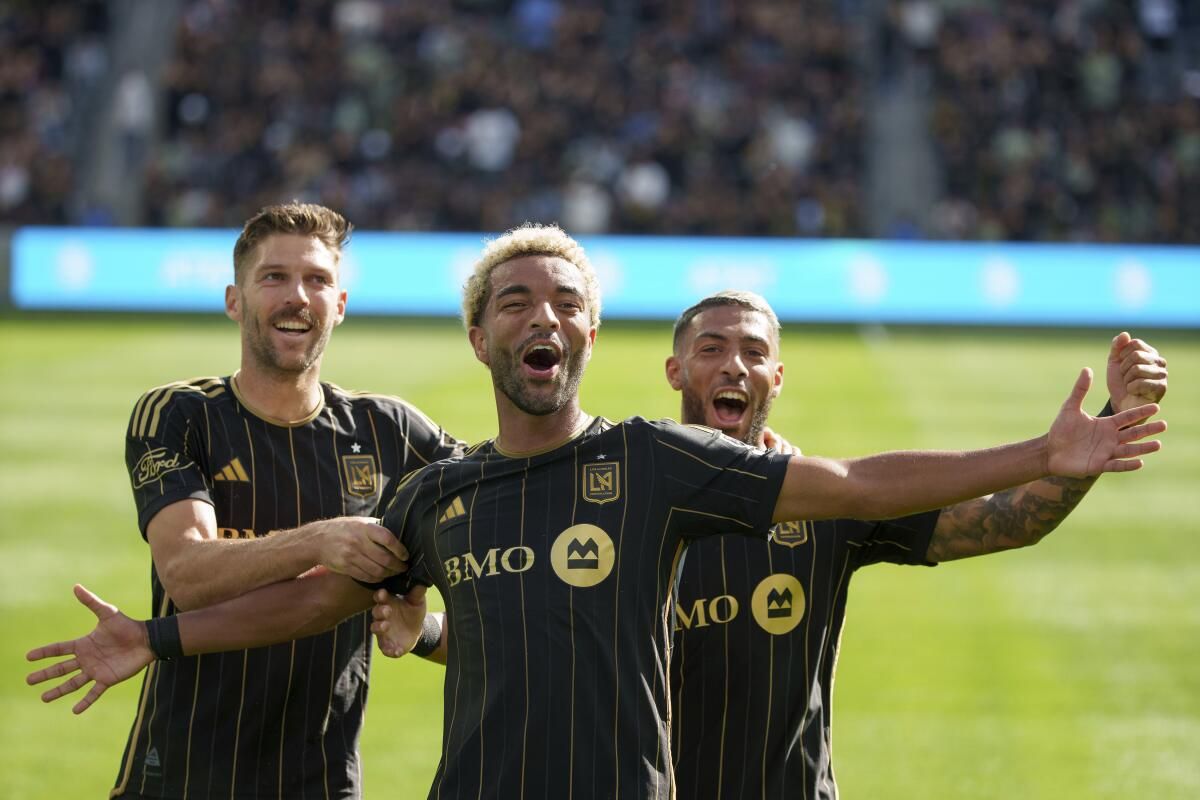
[494,393,590,456]
[232,362,324,424]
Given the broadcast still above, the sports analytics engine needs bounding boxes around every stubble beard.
[244,309,331,378]
[680,383,774,447]
[493,346,585,416]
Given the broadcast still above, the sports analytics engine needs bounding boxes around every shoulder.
[632,416,748,448]
[324,383,442,430]
[128,376,227,438]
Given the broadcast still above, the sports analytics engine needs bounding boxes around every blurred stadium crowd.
[3,0,1198,242]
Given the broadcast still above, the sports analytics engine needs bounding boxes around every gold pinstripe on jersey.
[117,379,461,799]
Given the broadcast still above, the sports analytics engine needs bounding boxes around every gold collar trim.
[230,373,325,427]
[493,414,595,458]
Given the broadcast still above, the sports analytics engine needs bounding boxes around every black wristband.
[145,616,184,660]
[411,613,442,658]
[1097,400,1115,418]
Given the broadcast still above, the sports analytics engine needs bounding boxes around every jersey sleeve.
[125,387,213,539]
[373,399,464,513]
[837,510,941,568]
[400,399,465,464]
[646,419,791,539]
[358,466,435,596]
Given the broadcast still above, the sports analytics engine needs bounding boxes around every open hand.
[1047,368,1166,478]
[26,585,155,714]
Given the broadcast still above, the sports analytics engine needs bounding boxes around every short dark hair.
[672,290,782,351]
[232,203,352,284]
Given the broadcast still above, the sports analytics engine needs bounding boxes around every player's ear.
[582,326,596,362]
[771,361,784,398]
[333,289,347,326]
[665,355,683,390]
[468,326,490,366]
[224,285,241,323]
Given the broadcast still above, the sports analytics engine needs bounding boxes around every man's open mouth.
[522,343,562,378]
[712,389,748,426]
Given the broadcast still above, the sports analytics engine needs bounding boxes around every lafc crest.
[582,461,620,504]
[771,520,809,548]
[341,454,379,498]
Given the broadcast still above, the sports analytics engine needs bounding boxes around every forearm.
[775,437,1052,523]
[852,437,1059,519]
[159,524,329,610]
[926,475,1098,561]
[175,571,372,655]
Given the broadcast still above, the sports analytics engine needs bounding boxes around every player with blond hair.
[29,225,1165,799]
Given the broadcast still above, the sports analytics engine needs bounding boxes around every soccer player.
[665,290,1169,800]
[27,225,1165,799]
[104,203,462,799]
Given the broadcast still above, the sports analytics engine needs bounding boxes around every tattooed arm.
[926,476,1094,561]
[927,333,1167,562]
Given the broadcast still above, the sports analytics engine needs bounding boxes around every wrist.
[411,612,443,658]
[1033,433,1053,479]
[292,520,327,563]
[145,616,184,660]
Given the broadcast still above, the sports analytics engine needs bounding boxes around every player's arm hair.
[925,475,1098,562]
[772,439,1049,523]
[148,500,378,611]
[173,570,374,655]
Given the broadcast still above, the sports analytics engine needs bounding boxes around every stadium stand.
[2,0,1198,242]
[927,0,1200,242]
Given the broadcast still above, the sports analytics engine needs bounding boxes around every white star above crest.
[351,442,362,453]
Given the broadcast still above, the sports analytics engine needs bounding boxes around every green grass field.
[2,316,1197,798]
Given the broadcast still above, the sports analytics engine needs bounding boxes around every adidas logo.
[213,457,250,482]
[439,496,466,525]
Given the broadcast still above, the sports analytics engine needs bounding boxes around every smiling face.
[468,254,596,417]
[225,233,347,378]
[666,304,783,446]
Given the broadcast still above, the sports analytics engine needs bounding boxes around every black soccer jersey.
[114,376,461,800]
[374,416,791,799]
[670,512,940,800]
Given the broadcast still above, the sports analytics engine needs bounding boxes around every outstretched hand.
[1047,368,1166,478]
[26,585,155,714]
[371,586,429,658]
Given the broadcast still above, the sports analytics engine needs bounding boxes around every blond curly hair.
[461,223,602,329]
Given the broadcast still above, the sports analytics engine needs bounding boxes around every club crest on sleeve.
[342,454,379,498]
[582,461,620,504]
